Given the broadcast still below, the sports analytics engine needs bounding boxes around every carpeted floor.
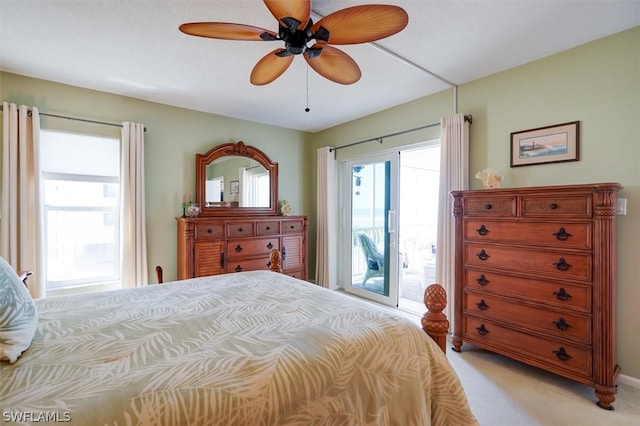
[393,306,640,426]
[445,340,640,426]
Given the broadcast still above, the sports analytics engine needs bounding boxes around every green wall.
[1,26,638,379]
[310,26,640,380]
[0,73,313,285]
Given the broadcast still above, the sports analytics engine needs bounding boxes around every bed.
[1,263,478,425]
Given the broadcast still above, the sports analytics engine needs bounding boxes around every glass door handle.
[387,210,396,248]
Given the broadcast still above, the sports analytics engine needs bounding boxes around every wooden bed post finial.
[269,249,283,273]
[422,283,449,354]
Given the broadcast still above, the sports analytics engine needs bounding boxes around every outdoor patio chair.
[357,233,385,286]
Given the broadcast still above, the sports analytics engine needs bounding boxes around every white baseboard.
[618,373,640,389]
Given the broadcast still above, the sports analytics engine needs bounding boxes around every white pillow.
[0,256,38,363]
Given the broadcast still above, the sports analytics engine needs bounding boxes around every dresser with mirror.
[176,141,308,280]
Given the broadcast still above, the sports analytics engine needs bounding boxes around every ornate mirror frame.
[196,141,278,217]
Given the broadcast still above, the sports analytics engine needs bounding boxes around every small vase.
[186,203,200,218]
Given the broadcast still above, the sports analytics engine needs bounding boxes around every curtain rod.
[0,105,147,132]
[330,114,472,152]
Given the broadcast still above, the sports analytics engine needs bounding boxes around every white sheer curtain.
[315,146,337,289]
[120,122,148,287]
[1,102,44,298]
[435,113,469,326]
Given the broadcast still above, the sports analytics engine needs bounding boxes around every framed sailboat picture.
[510,121,579,167]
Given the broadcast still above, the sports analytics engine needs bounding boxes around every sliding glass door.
[341,143,440,312]
[342,153,399,307]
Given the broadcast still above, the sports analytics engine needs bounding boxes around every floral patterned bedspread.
[1,271,477,425]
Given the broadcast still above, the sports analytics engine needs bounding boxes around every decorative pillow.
[0,256,38,363]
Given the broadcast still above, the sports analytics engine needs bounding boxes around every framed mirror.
[196,141,278,216]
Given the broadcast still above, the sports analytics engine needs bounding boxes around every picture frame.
[230,180,239,194]
[510,121,579,167]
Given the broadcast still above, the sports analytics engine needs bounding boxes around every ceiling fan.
[179,0,408,85]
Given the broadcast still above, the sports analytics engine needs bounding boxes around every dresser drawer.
[464,268,591,312]
[282,219,305,233]
[228,237,280,258]
[463,316,592,378]
[465,243,592,281]
[464,196,516,217]
[464,293,591,343]
[256,221,280,236]
[464,220,591,249]
[520,195,591,217]
[195,223,224,239]
[227,257,274,273]
[227,222,255,237]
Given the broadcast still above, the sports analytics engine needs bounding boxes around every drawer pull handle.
[553,317,571,331]
[235,245,243,252]
[553,347,572,362]
[484,204,492,210]
[282,247,287,260]
[476,299,489,311]
[238,227,244,232]
[290,225,295,229]
[476,274,490,286]
[234,265,243,272]
[476,250,490,261]
[550,203,558,209]
[476,324,489,335]
[476,225,489,236]
[553,287,572,301]
[207,229,213,234]
[266,226,271,230]
[553,257,571,271]
[267,242,273,249]
[553,227,572,241]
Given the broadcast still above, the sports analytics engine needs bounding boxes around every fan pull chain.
[305,65,310,112]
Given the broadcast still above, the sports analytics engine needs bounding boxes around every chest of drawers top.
[186,216,307,240]
[452,182,621,218]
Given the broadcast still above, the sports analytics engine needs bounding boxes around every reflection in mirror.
[205,157,270,207]
[196,141,278,217]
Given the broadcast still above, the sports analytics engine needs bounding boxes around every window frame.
[39,129,122,292]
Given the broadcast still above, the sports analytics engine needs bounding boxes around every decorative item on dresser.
[451,183,622,410]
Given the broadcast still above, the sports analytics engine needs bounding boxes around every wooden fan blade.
[311,5,408,45]
[264,0,311,30]
[179,22,277,41]
[304,44,361,85]
[251,49,295,85]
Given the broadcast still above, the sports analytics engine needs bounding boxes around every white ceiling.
[1,1,639,133]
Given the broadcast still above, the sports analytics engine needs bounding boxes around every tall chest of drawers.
[177,215,308,281]
[451,183,621,409]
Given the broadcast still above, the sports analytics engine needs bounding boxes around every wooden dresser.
[451,183,621,409]
[177,215,308,281]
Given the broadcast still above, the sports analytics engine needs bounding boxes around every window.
[241,167,270,207]
[40,130,121,292]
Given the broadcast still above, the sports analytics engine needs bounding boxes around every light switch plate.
[616,198,627,215]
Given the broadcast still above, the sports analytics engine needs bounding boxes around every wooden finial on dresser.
[422,283,449,353]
